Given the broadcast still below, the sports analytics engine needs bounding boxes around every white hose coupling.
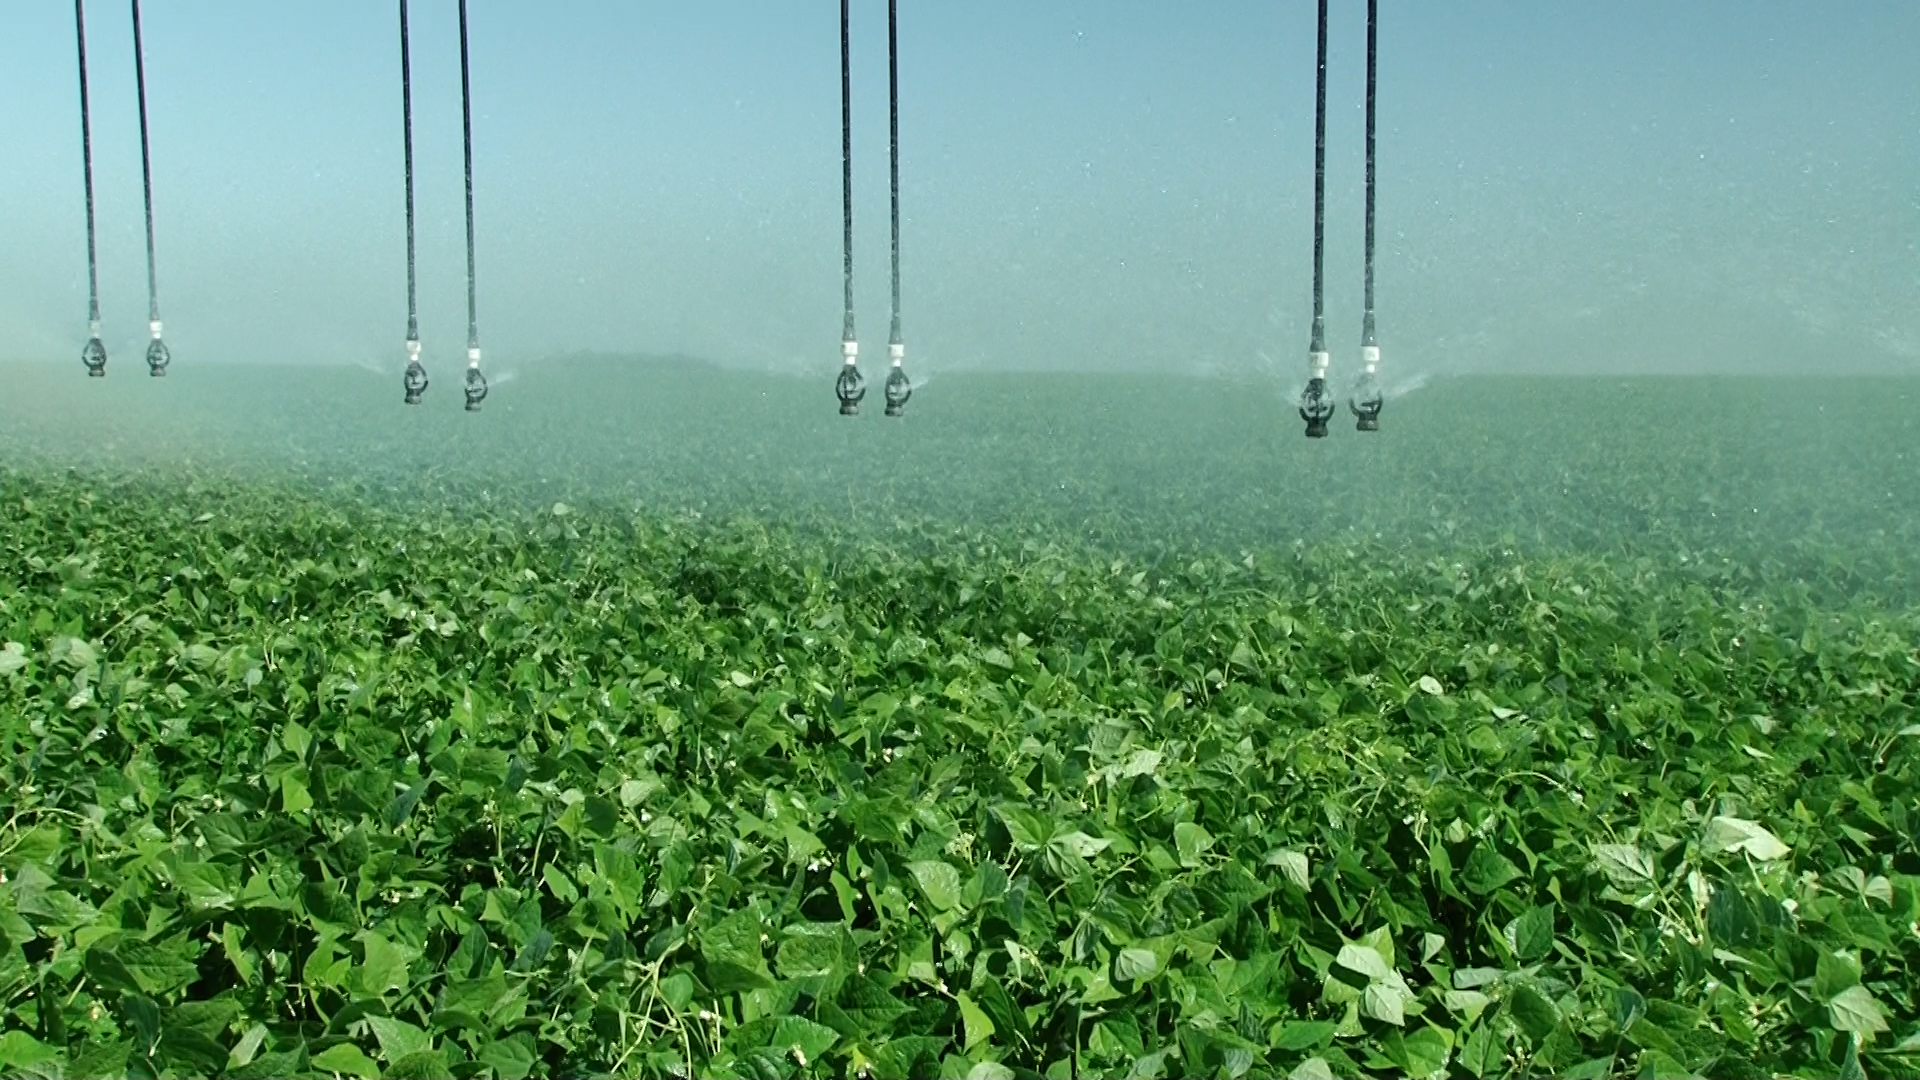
[150,321,164,340]
[1361,345,1380,374]
[406,339,421,360]
[842,340,859,365]
[889,343,904,367]
[89,320,103,337]
[1310,350,1331,380]
[468,347,482,368]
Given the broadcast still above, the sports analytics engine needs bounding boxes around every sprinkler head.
[81,336,108,378]
[1349,362,1382,433]
[883,368,911,417]
[884,346,911,417]
[146,337,171,378]
[1299,376,1334,438]
[835,360,865,416]
[403,360,428,405]
[464,365,488,413]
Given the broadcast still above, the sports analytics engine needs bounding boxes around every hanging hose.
[459,0,487,412]
[1351,0,1383,431]
[399,0,427,405]
[75,0,107,378]
[131,0,169,377]
[883,0,911,417]
[834,0,865,415]
[1298,0,1333,437]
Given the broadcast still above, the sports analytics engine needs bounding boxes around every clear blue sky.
[2,2,1916,376]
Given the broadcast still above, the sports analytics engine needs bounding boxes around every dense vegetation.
[1,366,1917,1077]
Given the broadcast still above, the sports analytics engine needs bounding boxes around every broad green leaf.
[0,1031,58,1070]
[1591,843,1654,886]
[1504,904,1555,962]
[476,1035,539,1080]
[992,804,1051,848]
[355,929,415,997]
[1050,830,1113,860]
[1461,843,1523,895]
[1507,984,1560,1042]
[1815,950,1862,1002]
[1363,981,1410,1026]
[907,861,964,912]
[1398,1025,1453,1078]
[1289,1056,1336,1080]
[311,1043,382,1079]
[1701,816,1791,861]
[1266,848,1311,889]
[1115,947,1161,983]
[1272,1021,1336,1051]
[1173,822,1214,867]
[1335,942,1394,982]
[1444,989,1491,1024]
[1827,985,1888,1038]
[366,1015,432,1062]
[767,1016,839,1062]
[956,991,995,1051]
[228,1024,269,1070]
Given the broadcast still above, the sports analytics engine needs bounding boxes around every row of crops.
[2,456,1916,1078]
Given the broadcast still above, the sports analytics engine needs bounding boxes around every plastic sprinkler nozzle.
[835,340,865,416]
[81,322,107,378]
[883,345,910,417]
[1350,346,1382,432]
[464,352,488,413]
[1299,351,1334,438]
[145,322,170,377]
[402,339,428,405]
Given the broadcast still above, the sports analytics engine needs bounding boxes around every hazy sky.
[2,2,1916,378]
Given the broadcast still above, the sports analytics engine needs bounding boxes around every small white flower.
[698,1009,713,1021]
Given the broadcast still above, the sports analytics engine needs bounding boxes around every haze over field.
[2,1,1916,379]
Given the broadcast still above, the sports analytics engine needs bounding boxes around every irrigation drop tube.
[73,0,106,377]
[58,4,1397,436]
[835,0,914,419]
[1300,0,1385,437]
[392,0,488,411]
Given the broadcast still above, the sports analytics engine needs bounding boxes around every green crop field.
[1,361,1917,1079]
